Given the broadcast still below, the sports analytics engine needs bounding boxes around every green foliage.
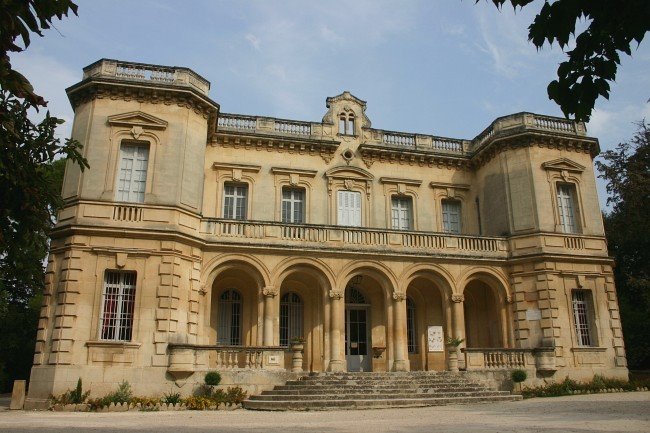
[225,386,247,406]
[446,337,464,347]
[183,395,213,410]
[511,369,527,383]
[49,378,90,405]
[130,396,160,408]
[204,371,221,386]
[596,121,650,369]
[161,391,182,405]
[521,375,650,398]
[482,1,650,122]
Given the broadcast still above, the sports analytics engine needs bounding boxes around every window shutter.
[338,190,361,227]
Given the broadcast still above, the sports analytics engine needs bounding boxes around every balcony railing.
[82,59,211,94]
[167,344,286,375]
[201,218,508,258]
[463,348,534,370]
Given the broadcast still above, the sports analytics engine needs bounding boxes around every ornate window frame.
[212,162,261,219]
[430,182,470,233]
[271,167,317,223]
[380,177,422,230]
[542,158,586,233]
[325,166,374,226]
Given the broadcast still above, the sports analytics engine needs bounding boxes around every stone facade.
[25,59,627,408]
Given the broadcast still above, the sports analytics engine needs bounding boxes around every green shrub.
[49,378,90,405]
[105,380,133,405]
[225,386,247,406]
[130,396,160,407]
[184,395,213,410]
[521,375,646,399]
[161,391,182,405]
[204,371,221,386]
[511,369,527,383]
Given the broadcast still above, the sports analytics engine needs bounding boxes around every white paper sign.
[427,326,444,352]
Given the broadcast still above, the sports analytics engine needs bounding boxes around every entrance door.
[345,307,371,371]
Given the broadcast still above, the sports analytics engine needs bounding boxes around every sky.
[12,0,650,210]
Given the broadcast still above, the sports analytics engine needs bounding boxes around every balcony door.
[338,190,361,227]
[345,287,371,372]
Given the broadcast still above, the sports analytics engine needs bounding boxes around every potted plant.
[289,336,305,351]
[446,337,464,372]
[511,369,527,394]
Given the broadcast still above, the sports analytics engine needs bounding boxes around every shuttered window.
[337,190,361,227]
[442,200,461,234]
[391,196,413,230]
[116,143,149,203]
[282,188,305,223]
[557,184,579,233]
[223,184,248,220]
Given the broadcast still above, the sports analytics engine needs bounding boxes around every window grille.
[280,292,303,346]
[345,287,367,304]
[223,184,248,220]
[116,143,149,203]
[406,297,417,354]
[572,290,593,346]
[99,270,136,341]
[282,188,305,223]
[217,289,242,345]
[557,184,578,233]
[391,196,413,230]
[442,200,461,234]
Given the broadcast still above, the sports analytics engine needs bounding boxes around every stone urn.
[290,340,305,373]
[446,344,460,373]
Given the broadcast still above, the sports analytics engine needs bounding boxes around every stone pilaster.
[34,254,58,365]
[392,292,409,372]
[603,268,627,367]
[186,248,202,341]
[328,290,345,372]
[262,286,278,346]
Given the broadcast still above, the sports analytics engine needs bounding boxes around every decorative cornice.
[270,167,318,177]
[212,162,261,172]
[429,181,470,190]
[358,143,471,170]
[379,177,422,186]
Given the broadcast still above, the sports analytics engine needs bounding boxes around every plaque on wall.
[427,326,444,352]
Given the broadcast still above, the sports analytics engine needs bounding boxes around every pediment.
[541,158,585,173]
[325,165,374,180]
[322,91,372,128]
[107,111,168,130]
[326,91,367,109]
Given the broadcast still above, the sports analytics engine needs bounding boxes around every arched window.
[345,286,367,304]
[338,113,355,136]
[347,113,355,135]
[217,289,242,345]
[339,113,347,135]
[406,297,417,354]
[280,292,303,346]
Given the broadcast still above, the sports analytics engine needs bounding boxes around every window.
[217,289,242,345]
[223,184,248,220]
[557,184,579,233]
[391,196,413,230]
[406,297,417,354]
[116,142,149,203]
[442,200,461,234]
[99,270,136,341]
[337,190,362,227]
[282,188,305,223]
[338,113,355,135]
[280,292,303,346]
[572,290,595,346]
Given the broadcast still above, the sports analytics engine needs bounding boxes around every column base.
[392,359,410,372]
[328,360,346,372]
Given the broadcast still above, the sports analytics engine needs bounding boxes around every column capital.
[392,292,407,302]
[262,286,278,298]
[451,294,464,303]
[328,290,343,300]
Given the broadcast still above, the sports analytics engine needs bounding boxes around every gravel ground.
[0,391,648,433]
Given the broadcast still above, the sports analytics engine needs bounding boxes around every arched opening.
[463,279,504,348]
[277,265,330,372]
[405,276,448,371]
[217,289,242,345]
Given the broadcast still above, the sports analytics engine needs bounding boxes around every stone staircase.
[244,371,522,411]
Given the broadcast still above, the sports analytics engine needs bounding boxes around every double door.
[345,307,371,371]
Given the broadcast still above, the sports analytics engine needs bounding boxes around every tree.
[0,0,86,391]
[596,121,650,369]
[482,1,650,122]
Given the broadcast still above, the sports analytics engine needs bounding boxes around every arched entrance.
[463,279,504,348]
[345,284,371,371]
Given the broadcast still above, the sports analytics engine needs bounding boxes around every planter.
[447,345,460,372]
[290,342,304,372]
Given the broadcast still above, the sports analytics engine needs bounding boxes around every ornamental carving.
[392,292,406,302]
[262,287,278,297]
[328,290,343,300]
[451,294,464,303]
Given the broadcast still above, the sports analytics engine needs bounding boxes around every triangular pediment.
[107,111,168,130]
[541,158,585,173]
[325,165,374,180]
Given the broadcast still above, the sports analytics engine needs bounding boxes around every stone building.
[25,59,627,408]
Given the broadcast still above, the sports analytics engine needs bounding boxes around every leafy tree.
[0,0,86,391]
[596,121,650,369]
[482,1,650,122]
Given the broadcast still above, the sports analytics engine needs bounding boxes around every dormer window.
[339,113,355,136]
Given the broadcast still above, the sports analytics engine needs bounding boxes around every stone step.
[262,386,491,395]
[244,394,522,411]
[271,384,487,393]
[249,391,510,401]
[284,379,477,386]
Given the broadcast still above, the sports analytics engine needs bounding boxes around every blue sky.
[12,0,650,209]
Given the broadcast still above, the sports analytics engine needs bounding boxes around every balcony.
[200,218,509,260]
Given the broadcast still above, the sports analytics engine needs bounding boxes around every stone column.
[328,290,345,372]
[262,286,277,346]
[392,292,410,372]
[451,293,466,369]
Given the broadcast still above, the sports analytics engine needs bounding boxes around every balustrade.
[167,344,285,373]
[534,115,575,133]
[383,132,416,147]
[463,348,533,370]
[274,120,311,135]
[431,137,464,152]
[218,114,257,130]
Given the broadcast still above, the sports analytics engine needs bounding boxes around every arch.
[271,257,336,293]
[337,260,399,296]
[457,267,511,303]
[399,263,455,298]
[202,253,271,290]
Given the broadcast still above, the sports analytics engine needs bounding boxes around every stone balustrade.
[167,344,285,376]
[82,59,211,94]
[463,348,534,370]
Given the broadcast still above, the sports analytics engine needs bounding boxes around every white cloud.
[245,33,261,51]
